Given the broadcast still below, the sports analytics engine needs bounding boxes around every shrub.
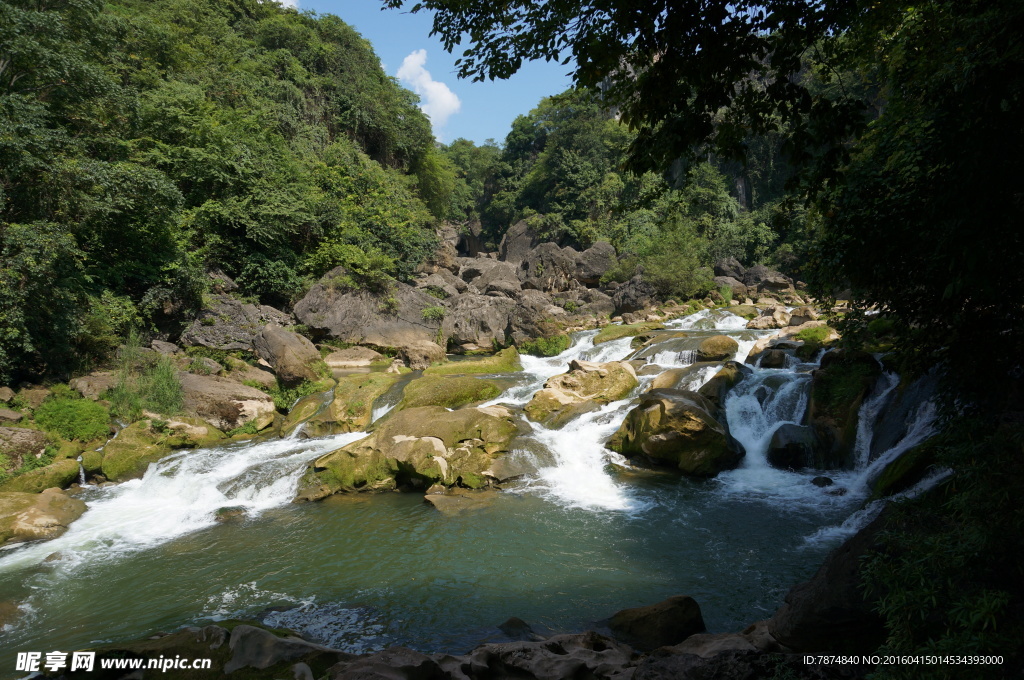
[518,335,571,357]
[107,335,184,421]
[35,398,110,441]
[422,305,445,321]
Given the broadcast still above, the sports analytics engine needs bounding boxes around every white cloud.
[279,0,298,7]
[397,50,462,138]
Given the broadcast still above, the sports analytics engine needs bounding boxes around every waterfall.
[853,370,900,469]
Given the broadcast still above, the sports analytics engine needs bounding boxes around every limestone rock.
[180,295,292,351]
[766,424,820,470]
[99,417,225,481]
[0,459,79,493]
[497,219,540,264]
[0,386,14,403]
[525,360,638,427]
[252,325,323,387]
[300,373,399,437]
[607,389,741,477]
[697,334,739,362]
[696,361,751,409]
[714,256,745,280]
[397,376,501,410]
[519,242,579,292]
[0,409,22,424]
[608,595,706,651]
[180,372,276,432]
[441,294,516,347]
[0,427,47,472]
[323,347,385,369]
[612,275,657,315]
[713,275,749,301]
[151,340,180,355]
[575,241,617,286]
[0,488,86,543]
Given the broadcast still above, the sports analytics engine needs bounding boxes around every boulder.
[17,387,50,410]
[180,372,276,432]
[576,287,616,316]
[696,361,751,409]
[575,241,617,286]
[423,488,501,515]
[768,510,888,653]
[742,264,793,293]
[519,242,579,292]
[151,340,180,355]
[441,294,516,348]
[714,256,746,280]
[398,341,446,370]
[397,376,502,410]
[447,631,635,680]
[417,224,460,275]
[0,409,22,424]
[458,258,520,291]
[746,305,791,330]
[0,386,14,402]
[612,275,657,315]
[713,276,749,301]
[206,267,239,294]
[498,219,541,264]
[525,360,638,427]
[759,348,789,368]
[0,427,48,472]
[222,358,278,391]
[0,459,79,493]
[299,374,399,437]
[323,346,385,369]
[295,405,520,500]
[484,278,522,298]
[607,595,706,651]
[648,363,719,391]
[99,417,225,481]
[0,489,86,544]
[807,351,882,469]
[765,424,820,470]
[697,334,739,362]
[414,271,465,299]
[225,625,340,674]
[293,269,444,352]
[607,389,741,477]
[252,325,323,387]
[508,290,565,344]
[180,295,292,351]
[788,305,820,325]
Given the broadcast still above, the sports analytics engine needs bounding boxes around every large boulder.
[295,405,521,500]
[441,294,516,348]
[458,258,519,292]
[508,290,565,344]
[696,361,751,409]
[519,242,579,292]
[0,427,48,473]
[323,346,385,369]
[765,424,820,470]
[180,295,292,351]
[767,510,888,653]
[497,219,540,264]
[713,275,749,301]
[0,488,86,544]
[99,417,226,481]
[742,264,793,294]
[746,305,791,330]
[807,351,882,469]
[607,389,741,477]
[607,595,706,651]
[293,269,444,352]
[0,459,79,493]
[69,370,118,400]
[612,275,657,315]
[697,334,739,362]
[576,287,616,316]
[714,256,746,281]
[525,360,638,427]
[252,325,323,388]
[414,270,466,299]
[180,372,276,432]
[417,224,460,275]
[575,241,617,286]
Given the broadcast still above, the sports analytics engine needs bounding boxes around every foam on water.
[667,309,749,331]
[0,431,368,572]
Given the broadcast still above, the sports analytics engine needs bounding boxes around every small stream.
[0,309,938,669]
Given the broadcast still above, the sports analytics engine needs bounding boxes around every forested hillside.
[0,0,461,382]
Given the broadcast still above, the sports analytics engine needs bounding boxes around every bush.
[107,335,184,421]
[35,398,110,441]
[421,305,445,321]
[518,335,571,357]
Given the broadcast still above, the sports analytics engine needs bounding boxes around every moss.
[397,376,501,410]
[458,471,486,489]
[794,325,834,344]
[99,418,223,481]
[813,361,879,419]
[0,459,79,492]
[422,347,522,375]
[34,398,111,441]
[517,334,571,357]
[593,322,665,345]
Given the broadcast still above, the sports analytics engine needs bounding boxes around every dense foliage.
[0,0,453,382]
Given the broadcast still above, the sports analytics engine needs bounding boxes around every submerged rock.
[607,389,741,477]
[607,595,706,651]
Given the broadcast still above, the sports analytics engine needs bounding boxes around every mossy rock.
[397,376,501,410]
[727,305,759,320]
[422,347,522,375]
[808,351,882,468]
[295,405,520,500]
[0,459,79,493]
[696,361,752,409]
[301,373,399,437]
[524,360,638,427]
[80,449,104,475]
[696,334,740,361]
[593,322,665,345]
[871,442,936,499]
[0,489,86,542]
[517,334,571,357]
[100,417,224,482]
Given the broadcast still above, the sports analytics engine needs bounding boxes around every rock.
[68,370,118,400]
[593,321,664,345]
[0,459,79,493]
[206,267,239,294]
[497,219,540,264]
[414,271,464,299]
[180,294,293,351]
[399,341,447,370]
[608,595,706,651]
[508,290,565,344]
[648,363,720,390]
[187,356,223,376]
[252,325,324,388]
[0,600,22,627]
[0,386,13,403]
[295,405,520,500]
[100,417,225,481]
[807,351,882,469]
[222,358,278,391]
[759,348,789,368]
[697,334,739,362]
[612,274,657,315]
[423,488,501,515]
[0,488,86,543]
[577,287,616,316]
[768,510,888,653]
[422,347,521,375]
[0,427,48,472]
[0,409,22,424]
[812,476,834,487]
[299,373,397,437]
[742,264,793,293]
[870,441,935,499]
[438,631,635,680]
[323,346,385,369]
[766,424,820,470]
[498,616,545,642]
[714,257,745,280]
[525,360,638,427]
[294,269,444,351]
[459,258,520,291]
[418,224,460,275]
[17,387,50,410]
[665,632,757,658]
[225,624,339,674]
[484,278,522,298]
[788,305,820,325]
[441,294,516,348]
[519,241,579,292]
[180,373,276,432]
[214,506,246,522]
[696,361,752,409]
[151,340,180,355]
[607,389,741,477]
[746,305,791,330]
[397,376,502,410]
[330,646,444,679]
[576,241,617,286]
[713,275,749,300]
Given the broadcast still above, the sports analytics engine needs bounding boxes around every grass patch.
[517,334,571,357]
[34,398,110,441]
[593,322,664,345]
[264,379,332,413]
[107,334,184,421]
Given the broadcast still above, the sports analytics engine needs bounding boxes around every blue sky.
[287,0,574,145]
